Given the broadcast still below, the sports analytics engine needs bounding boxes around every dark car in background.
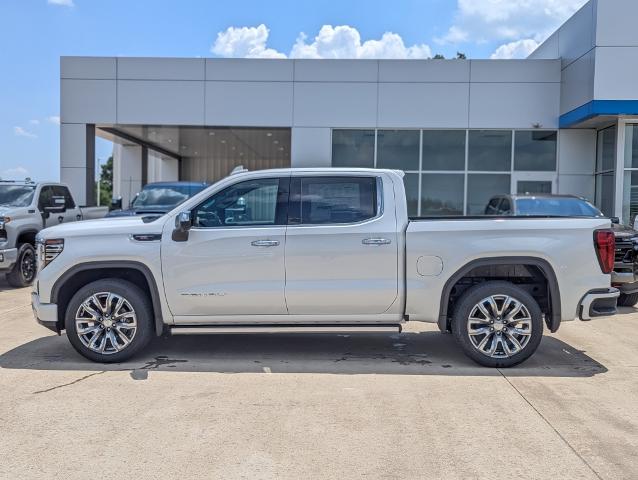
[107,181,208,218]
[485,194,638,307]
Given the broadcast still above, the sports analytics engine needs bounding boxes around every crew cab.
[485,194,638,307]
[32,169,619,367]
[0,180,107,287]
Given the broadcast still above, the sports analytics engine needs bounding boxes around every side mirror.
[172,210,192,242]
[111,196,122,211]
[610,216,620,224]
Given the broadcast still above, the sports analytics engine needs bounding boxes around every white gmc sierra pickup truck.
[31,168,619,367]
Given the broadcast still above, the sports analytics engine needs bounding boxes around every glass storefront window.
[467,174,511,215]
[624,125,638,168]
[422,130,465,171]
[514,131,557,171]
[622,171,638,225]
[376,130,420,171]
[421,174,464,216]
[596,172,615,217]
[332,130,375,168]
[468,130,512,172]
[597,127,616,173]
[403,173,419,217]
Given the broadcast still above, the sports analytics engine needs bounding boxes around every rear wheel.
[6,243,36,287]
[452,281,543,368]
[65,279,153,363]
[618,292,638,307]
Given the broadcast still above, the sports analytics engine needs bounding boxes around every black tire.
[618,292,638,307]
[452,281,543,368]
[65,279,153,363]
[6,243,37,288]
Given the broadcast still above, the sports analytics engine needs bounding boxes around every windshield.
[131,184,206,210]
[515,197,604,217]
[0,185,36,207]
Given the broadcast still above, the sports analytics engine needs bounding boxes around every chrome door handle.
[251,239,280,247]
[362,238,391,246]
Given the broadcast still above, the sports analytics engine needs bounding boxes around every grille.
[615,238,636,264]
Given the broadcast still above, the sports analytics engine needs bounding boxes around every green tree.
[456,52,467,59]
[95,156,113,206]
[432,54,445,59]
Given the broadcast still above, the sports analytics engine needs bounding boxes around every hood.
[38,215,167,240]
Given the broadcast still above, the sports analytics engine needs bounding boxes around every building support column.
[141,146,148,187]
[614,118,627,219]
[60,123,95,206]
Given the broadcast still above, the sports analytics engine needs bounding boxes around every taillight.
[594,229,615,274]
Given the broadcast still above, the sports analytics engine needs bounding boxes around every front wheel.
[452,281,543,368]
[65,279,153,363]
[6,243,37,287]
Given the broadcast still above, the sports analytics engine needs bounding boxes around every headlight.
[37,238,64,268]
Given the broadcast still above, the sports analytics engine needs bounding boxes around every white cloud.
[1,166,30,180]
[47,115,61,125]
[438,0,588,46]
[47,0,74,7]
[490,39,539,59]
[212,24,432,60]
[13,126,37,139]
[211,24,286,59]
[290,26,432,59]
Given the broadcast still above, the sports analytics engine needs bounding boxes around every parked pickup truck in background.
[485,194,638,307]
[106,181,208,218]
[0,180,107,287]
[32,169,619,367]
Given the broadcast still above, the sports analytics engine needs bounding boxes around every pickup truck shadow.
[0,331,606,378]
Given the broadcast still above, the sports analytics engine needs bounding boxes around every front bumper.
[579,288,620,320]
[31,292,59,334]
[0,247,18,271]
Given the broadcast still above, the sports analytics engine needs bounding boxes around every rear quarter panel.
[405,218,612,322]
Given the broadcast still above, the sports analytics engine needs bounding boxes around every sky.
[0,0,588,182]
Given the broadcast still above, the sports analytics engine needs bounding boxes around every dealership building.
[60,0,638,221]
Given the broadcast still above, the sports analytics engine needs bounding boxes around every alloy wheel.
[75,292,138,354]
[466,294,532,358]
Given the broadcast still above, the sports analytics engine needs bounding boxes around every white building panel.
[594,47,638,100]
[117,57,205,80]
[291,127,332,167]
[558,129,597,175]
[205,81,293,126]
[557,174,595,202]
[560,50,595,114]
[61,79,116,124]
[205,59,293,81]
[469,83,560,129]
[294,59,378,82]
[61,56,116,79]
[293,82,378,128]
[557,0,596,68]
[470,60,560,83]
[60,167,89,205]
[117,80,205,125]
[378,59,469,83]
[60,123,88,168]
[595,0,638,47]
[378,82,469,128]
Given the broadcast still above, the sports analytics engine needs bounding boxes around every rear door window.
[289,176,378,225]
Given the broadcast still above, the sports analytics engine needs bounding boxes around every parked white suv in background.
[0,180,107,287]
[31,168,619,367]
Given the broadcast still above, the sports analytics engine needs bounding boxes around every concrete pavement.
[0,277,636,479]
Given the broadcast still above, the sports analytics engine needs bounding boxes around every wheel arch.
[438,256,561,334]
[51,261,164,336]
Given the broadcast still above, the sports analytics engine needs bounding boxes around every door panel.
[284,175,399,315]
[161,176,289,319]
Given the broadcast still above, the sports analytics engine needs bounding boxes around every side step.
[170,324,402,335]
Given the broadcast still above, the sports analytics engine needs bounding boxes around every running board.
[170,324,402,335]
